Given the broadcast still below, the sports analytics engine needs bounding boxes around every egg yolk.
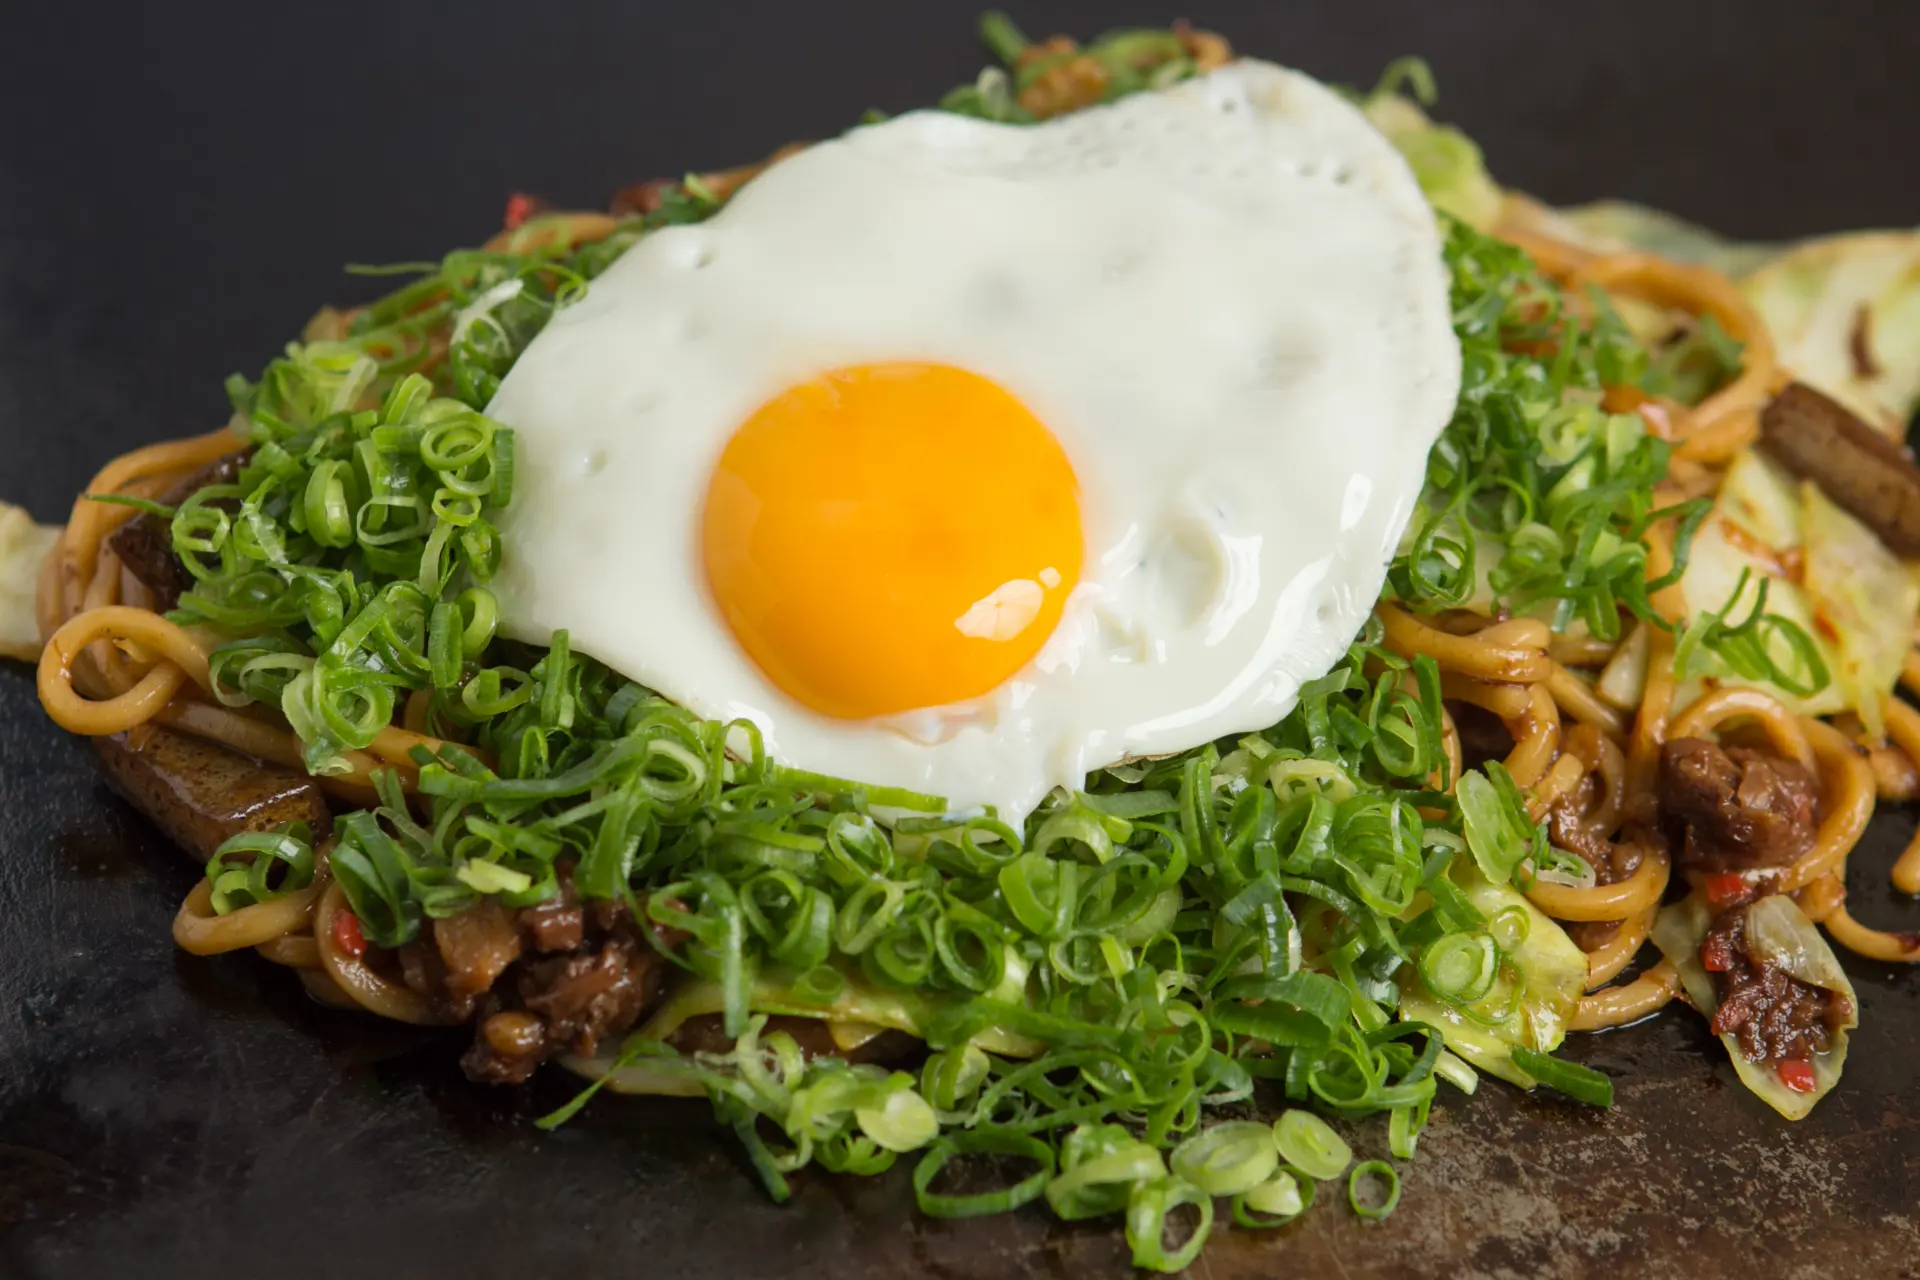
[701,362,1083,720]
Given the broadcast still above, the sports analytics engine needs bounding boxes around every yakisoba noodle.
[37,435,467,803]
[1879,695,1920,896]
[34,222,1920,1055]
[1566,253,1781,465]
[312,881,459,1026]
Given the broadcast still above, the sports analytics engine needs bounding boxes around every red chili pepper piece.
[1776,1058,1817,1094]
[1703,873,1752,911]
[331,908,367,959]
[503,192,539,231]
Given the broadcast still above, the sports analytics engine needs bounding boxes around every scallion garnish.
[1273,1110,1354,1182]
[1348,1159,1403,1220]
[1386,221,1826,680]
[1231,1167,1311,1228]
[1510,1046,1616,1107]
[204,823,317,914]
[1045,1123,1167,1220]
[82,492,178,519]
[1168,1120,1280,1197]
[1125,1176,1214,1273]
[913,1128,1056,1218]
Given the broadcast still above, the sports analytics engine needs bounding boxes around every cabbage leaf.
[1397,865,1588,1088]
[1650,894,1856,1120]
[0,502,56,663]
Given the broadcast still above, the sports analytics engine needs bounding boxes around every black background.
[3,3,1918,1278]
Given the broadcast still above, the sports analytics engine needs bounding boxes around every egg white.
[486,59,1461,820]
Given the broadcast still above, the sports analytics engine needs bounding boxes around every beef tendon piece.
[1547,773,1660,954]
[519,871,586,953]
[1546,772,1650,886]
[433,899,523,998]
[518,935,661,1056]
[396,940,473,1022]
[1658,737,1818,875]
[472,1010,547,1079]
[444,871,912,1088]
[1757,380,1920,556]
[93,727,332,862]
[458,890,670,1085]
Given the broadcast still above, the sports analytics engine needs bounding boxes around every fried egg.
[487,59,1461,819]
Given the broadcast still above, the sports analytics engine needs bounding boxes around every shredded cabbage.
[1397,864,1587,1088]
[1676,447,1911,729]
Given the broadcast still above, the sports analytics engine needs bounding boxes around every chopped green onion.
[427,601,462,689]
[1388,1102,1422,1159]
[1273,1110,1353,1181]
[1418,931,1498,1003]
[455,859,533,895]
[1371,56,1438,106]
[1434,1049,1481,1095]
[921,1045,990,1113]
[913,1129,1056,1219]
[1126,1176,1213,1273]
[1168,1121,1279,1197]
[1232,1168,1311,1227]
[1348,1160,1402,1220]
[1046,1124,1166,1221]
[789,965,845,1006]
[204,823,317,914]
[978,10,1030,65]
[82,492,178,519]
[1455,769,1535,886]
[854,1085,938,1153]
[1510,1047,1616,1107]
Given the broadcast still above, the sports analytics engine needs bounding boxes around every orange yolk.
[701,362,1084,720]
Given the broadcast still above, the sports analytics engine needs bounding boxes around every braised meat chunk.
[1547,775,1649,886]
[434,899,523,999]
[1548,805,1614,880]
[1658,737,1818,875]
[1700,907,1851,1071]
[521,894,586,953]
[517,932,661,1056]
[1547,770,1659,952]
[457,889,670,1086]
